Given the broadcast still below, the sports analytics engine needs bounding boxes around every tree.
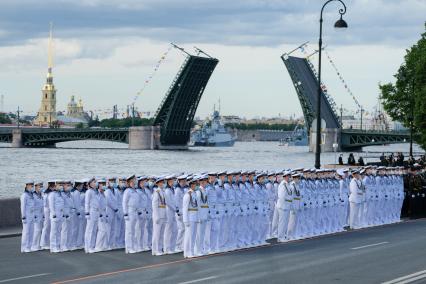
[380,23,426,150]
[0,113,12,124]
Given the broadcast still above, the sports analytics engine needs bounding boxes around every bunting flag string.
[324,49,363,110]
[131,45,174,105]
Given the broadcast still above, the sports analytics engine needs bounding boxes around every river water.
[0,141,422,198]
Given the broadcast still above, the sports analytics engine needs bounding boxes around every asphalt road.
[1,219,426,284]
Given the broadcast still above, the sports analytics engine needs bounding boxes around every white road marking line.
[382,269,426,284]
[350,241,389,250]
[178,276,218,284]
[0,273,51,283]
[398,273,426,284]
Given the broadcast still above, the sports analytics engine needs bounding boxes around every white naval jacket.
[197,187,209,221]
[182,189,199,223]
[85,188,100,219]
[349,178,364,204]
[49,191,65,220]
[152,187,167,221]
[277,180,293,210]
[20,191,34,222]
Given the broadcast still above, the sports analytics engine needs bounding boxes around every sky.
[0,0,424,119]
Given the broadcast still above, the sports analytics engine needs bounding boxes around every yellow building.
[34,24,57,126]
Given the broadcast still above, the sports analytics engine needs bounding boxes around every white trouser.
[163,218,176,253]
[195,220,208,255]
[271,206,279,238]
[31,220,43,251]
[349,202,360,229]
[77,217,86,248]
[152,219,166,255]
[95,218,110,252]
[84,215,98,253]
[183,221,197,258]
[124,214,138,253]
[40,209,50,248]
[21,220,34,252]
[135,217,146,252]
[175,215,185,251]
[277,209,290,241]
[108,212,118,249]
[287,210,298,240]
[143,217,152,250]
[209,216,220,252]
[50,216,63,252]
[60,215,72,251]
[71,213,80,249]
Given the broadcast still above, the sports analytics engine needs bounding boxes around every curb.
[0,232,22,239]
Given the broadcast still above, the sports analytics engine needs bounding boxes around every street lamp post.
[314,0,348,169]
[409,78,415,157]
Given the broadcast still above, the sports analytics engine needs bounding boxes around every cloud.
[0,0,424,119]
[0,0,424,47]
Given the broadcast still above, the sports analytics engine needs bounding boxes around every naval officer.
[84,177,99,253]
[349,170,363,229]
[182,177,199,258]
[21,181,35,253]
[152,177,167,256]
[174,175,187,253]
[40,180,55,250]
[31,182,44,251]
[122,175,139,253]
[49,181,65,253]
[276,171,292,242]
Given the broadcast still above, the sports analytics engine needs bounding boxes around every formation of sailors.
[20,165,414,256]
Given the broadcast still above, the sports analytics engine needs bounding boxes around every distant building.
[57,96,90,127]
[34,24,57,126]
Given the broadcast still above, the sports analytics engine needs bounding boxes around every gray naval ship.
[279,126,308,146]
[190,110,236,147]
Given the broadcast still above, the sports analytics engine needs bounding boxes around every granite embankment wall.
[0,198,21,227]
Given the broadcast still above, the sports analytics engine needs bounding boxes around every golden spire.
[48,22,53,72]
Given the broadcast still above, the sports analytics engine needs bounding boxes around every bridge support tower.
[11,129,23,148]
[128,126,160,150]
[309,128,341,153]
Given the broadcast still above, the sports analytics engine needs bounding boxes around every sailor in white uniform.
[135,176,149,252]
[174,175,188,253]
[183,177,199,258]
[21,181,35,253]
[287,173,302,240]
[105,177,120,250]
[40,181,55,250]
[143,178,154,251]
[151,177,167,256]
[195,174,210,256]
[71,180,85,250]
[84,178,99,253]
[206,172,220,253]
[265,172,275,239]
[50,181,65,253]
[349,171,363,229]
[31,182,44,251]
[276,171,292,242]
[61,181,74,252]
[94,179,110,252]
[122,175,140,254]
[164,175,178,254]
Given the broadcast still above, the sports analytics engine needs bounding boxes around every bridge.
[281,52,410,151]
[0,49,219,149]
[0,127,128,147]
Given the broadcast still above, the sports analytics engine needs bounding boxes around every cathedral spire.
[47,22,53,83]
